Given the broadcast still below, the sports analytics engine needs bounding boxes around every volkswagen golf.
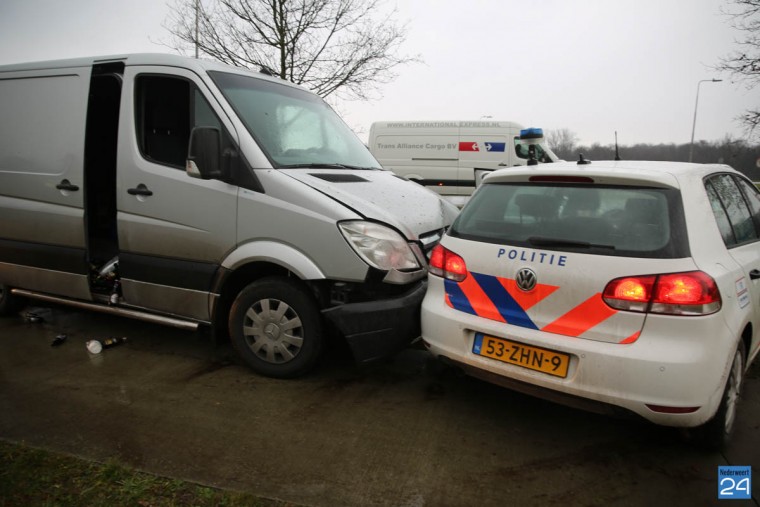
[421,160,759,448]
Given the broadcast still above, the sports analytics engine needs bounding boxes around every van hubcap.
[242,298,304,364]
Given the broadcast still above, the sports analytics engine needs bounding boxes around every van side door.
[0,65,92,299]
[116,67,238,321]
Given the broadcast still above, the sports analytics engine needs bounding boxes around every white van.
[368,121,558,207]
[0,54,458,378]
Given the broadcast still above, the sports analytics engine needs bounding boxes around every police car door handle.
[56,179,79,191]
[127,184,153,197]
[750,269,760,280]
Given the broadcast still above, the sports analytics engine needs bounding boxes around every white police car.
[421,160,759,447]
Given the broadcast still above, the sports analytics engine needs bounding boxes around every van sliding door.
[0,66,92,300]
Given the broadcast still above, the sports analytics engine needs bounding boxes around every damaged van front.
[0,54,458,379]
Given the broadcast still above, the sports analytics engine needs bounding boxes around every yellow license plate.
[473,334,570,378]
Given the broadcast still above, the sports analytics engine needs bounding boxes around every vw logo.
[516,268,537,292]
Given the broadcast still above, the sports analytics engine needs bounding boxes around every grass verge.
[0,440,292,507]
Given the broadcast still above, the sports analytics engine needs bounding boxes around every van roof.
[370,120,525,130]
[0,52,298,89]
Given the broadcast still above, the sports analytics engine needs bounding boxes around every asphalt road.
[1,304,758,506]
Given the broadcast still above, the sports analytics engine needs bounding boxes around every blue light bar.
[520,127,544,140]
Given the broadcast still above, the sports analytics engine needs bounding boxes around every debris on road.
[86,337,128,355]
[50,334,67,347]
[24,312,44,324]
[103,336,128,349]
[86,340,102,354]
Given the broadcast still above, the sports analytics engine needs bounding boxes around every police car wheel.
[0,284,25,316]
[693,342,745,450]
[228,277,323,379]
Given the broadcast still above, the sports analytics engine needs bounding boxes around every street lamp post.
[195,0,200,59]
[689,78,722,162]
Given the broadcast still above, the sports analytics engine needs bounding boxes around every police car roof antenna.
[578,154,591,165]
[614,131,622,161]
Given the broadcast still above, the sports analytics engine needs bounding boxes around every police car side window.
[736,177,760,233]
[706,181,737,246]
[706,174,758,246]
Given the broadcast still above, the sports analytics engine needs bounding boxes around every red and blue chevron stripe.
[444,271,637,342]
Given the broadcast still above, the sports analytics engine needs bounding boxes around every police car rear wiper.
[527,237,616,250]
[279,163,377,170]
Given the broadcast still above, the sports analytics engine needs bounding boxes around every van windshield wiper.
[527,236,616,250]
[279,163,378,170]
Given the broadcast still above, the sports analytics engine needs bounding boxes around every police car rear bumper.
[435,354,643,421]
[421,278,732,428]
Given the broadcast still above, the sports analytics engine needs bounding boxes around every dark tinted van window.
[135,76,224,169]
[450,183,689,258]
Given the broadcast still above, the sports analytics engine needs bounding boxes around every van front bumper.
[322,281,425,364]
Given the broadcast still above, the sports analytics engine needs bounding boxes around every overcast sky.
[1,0,758,146]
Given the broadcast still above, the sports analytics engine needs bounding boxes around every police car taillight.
[429,244,467,282]
[603,271,721,315]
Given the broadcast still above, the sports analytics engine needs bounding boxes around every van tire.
[693,342,745,450]
[228,277,323,378]
[0,284,25,316]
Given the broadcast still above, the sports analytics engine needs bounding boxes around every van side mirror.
[187,127,222,179]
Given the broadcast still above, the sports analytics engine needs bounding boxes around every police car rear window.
[450,183,689,258]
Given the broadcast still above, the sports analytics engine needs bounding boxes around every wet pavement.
[1,304,758,506]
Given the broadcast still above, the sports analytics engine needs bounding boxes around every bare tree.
[545,128,578,160]
[716,0,760,140]
[164,0,417,100]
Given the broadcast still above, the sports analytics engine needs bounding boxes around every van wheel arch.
[212,262,326,344]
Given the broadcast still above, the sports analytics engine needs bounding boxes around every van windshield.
[210,71,381,170]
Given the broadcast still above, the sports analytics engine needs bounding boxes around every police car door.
[705,173,760,354]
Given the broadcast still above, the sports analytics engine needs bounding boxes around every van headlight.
[338,221,420,271]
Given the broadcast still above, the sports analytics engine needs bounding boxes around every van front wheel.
[228,277,323,378]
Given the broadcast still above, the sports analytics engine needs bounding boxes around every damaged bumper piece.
[323,281,425,364]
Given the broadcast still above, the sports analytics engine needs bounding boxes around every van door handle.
[56,179,79,191]
[750,269,760,280]
[127,184,153,197]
